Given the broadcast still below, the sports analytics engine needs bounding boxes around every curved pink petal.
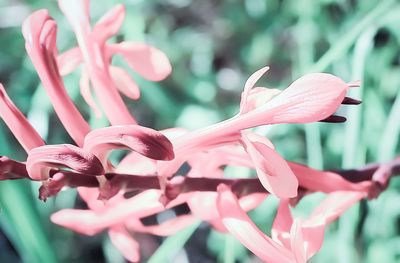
[22,10,91,147]
[80,66,103,118]
[26,144,104,181]
[241,87,282,114]
[257,73,350,124]
[187,151,225,179]
[308,191,366,225]
[116,152,157,175]
[77,187,106,210]
[241,130,275,149]
[209,219,229,233]
[242,133,298,198]
[238,193,269,210]
[107,42,172,81]
[188,192,219,221]
[52,190,160,233]
[271,199,293,249]
[109,225,140,263]
[51,209,105,235]
[205,145,254,168]
[0,84,45,152]
[57,47,82,76]
[272,199,326,261]
[92,4,126,45]
[289,219,307,263]
[77,187,126,211]
[38,172,68,201]
[127,214,196,236]
[298,220,325,261]
[369,163,393,198]
[239,66,269,114]
[216,184,295,262]
[109,66,140,100]
[301,192,365,260]
[288,162,371,193]
[59,0,137,125]
[84,125,175,168]
[55,190,188,233]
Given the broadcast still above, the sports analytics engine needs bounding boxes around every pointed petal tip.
[110,66,141,100]
[347,80,362,88]
[240,66,270,112]
[109,226,140,263]
[242,134,299,198]
[92,3,126,44]
[106,42,172,81]
[22,9,55,48]
[50,209,103,236]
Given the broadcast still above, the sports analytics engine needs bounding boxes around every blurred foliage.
[0,0,400,262]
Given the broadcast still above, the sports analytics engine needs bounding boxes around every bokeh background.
[0,0,399,262]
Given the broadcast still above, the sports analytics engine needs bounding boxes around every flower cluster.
[0,0,396,262]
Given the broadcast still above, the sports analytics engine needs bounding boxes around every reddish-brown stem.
[1,156,399,200]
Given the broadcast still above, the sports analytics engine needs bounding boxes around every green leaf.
[147,220,201,263]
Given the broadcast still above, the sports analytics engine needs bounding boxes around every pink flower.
[241,131,298,198]
[51,187,195,262]
[14,5,176,203]
[157,66,358,198]
[216,184,366,263]
[57,0,171,123]
[26,144,104,181]
[22,10,91,146]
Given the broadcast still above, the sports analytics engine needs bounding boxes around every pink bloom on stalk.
[188,192,267,232]
[26,144,104,181]
[217,184,295,262]
[201,142,371,195]
[216,184,366,262]
[233,67,356,198]
[271,191,366,262]
[160,67,357,193]
[57,0,171,122]
[288,162,371,194]
[84,125,175,168]
[22,10,91,147]
[83,125,174,199]
[236,66,354,127]
[51,188,195,262]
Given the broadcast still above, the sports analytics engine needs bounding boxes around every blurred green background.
[0,0,400,262]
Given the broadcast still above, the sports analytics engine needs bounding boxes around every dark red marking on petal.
[319,115,346,123]
[342,97,362,105]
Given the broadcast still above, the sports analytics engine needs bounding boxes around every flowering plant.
[0,0,399,262]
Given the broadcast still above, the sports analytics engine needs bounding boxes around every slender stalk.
[1,156,399,200]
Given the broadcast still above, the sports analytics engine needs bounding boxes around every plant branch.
[1,156,399,200]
